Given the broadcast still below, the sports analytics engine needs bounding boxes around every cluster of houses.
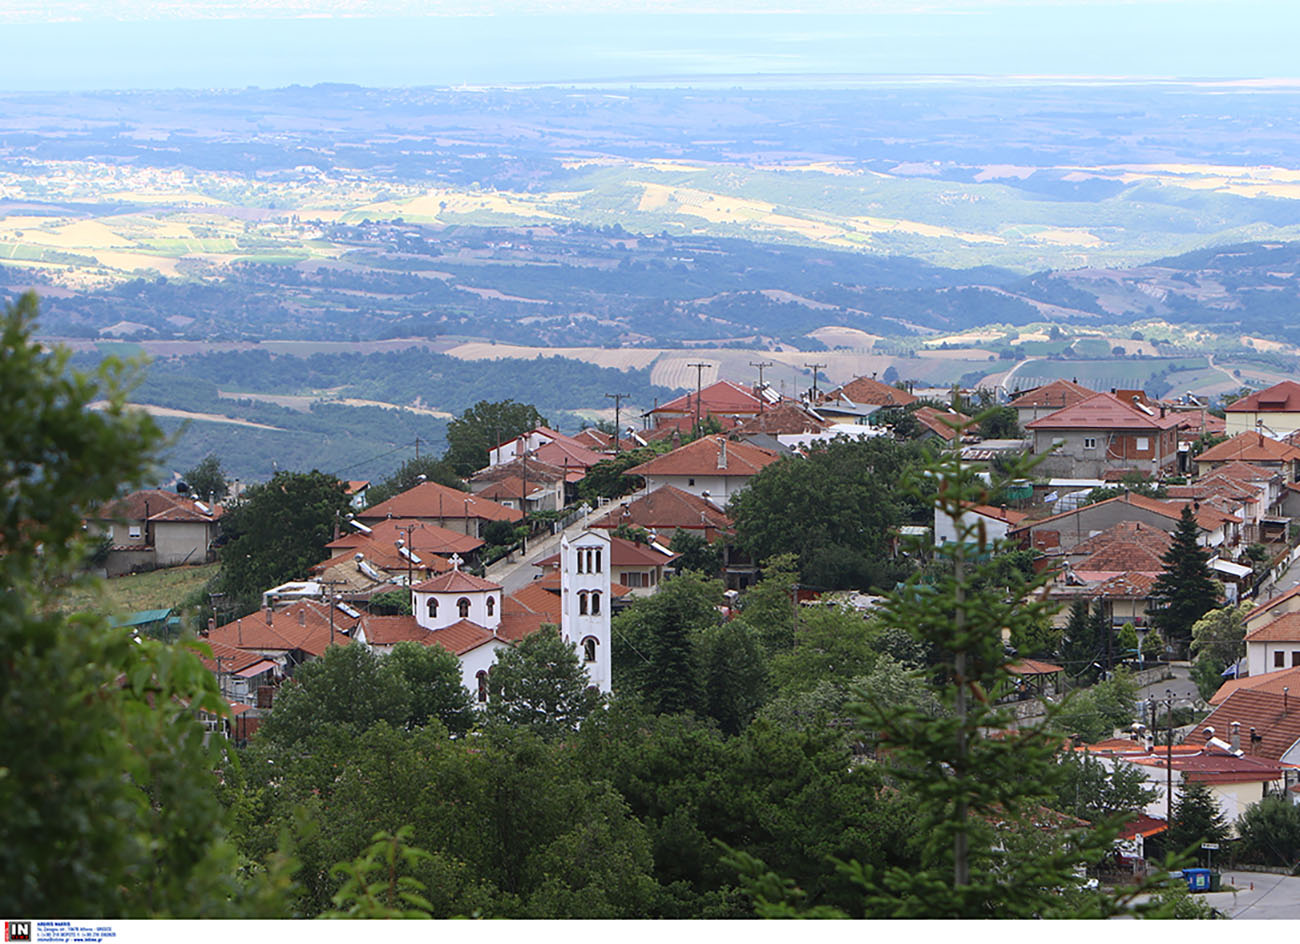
[91,372,1300,845]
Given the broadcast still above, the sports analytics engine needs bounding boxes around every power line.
[605,392,630,453]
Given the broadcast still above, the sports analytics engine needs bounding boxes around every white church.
[352,528,612,700]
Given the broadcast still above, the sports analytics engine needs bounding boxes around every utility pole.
[1166,690,1174,830]
[805,362,827,401]
[415,434,420,461]
[319,578,346,647]
[688,362,709,432]
[605,392,629,452]
[750,360,773,413]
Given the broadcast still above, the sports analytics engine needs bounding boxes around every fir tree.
[1062,598,1098,683]
[1090,600,1113,675]
[1150,507,1219,651]
[1167,780,1229,867]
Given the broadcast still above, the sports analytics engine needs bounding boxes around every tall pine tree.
[1150,507,1219,653]
[1062,599,1098,683]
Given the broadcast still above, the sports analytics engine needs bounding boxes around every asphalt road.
[1202,872,1300,919]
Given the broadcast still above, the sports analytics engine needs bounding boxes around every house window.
[688,478,696,487]
[591,591,602,615]
[1083,437,1097,450]
[578,591,588,616]
[1276,651,1286,668]
[1293,651,1300,667]
[582,636,597,663]
[457,597,471,619]
[624,572,644,588]
[427,598,438,618]
[128,524,142,539]
[476,670,488,703]
[1136,437,1150,452]
[649,569,657,586]
[486,596,495,617]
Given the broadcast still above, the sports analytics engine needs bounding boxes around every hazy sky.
[0,1,1294,90]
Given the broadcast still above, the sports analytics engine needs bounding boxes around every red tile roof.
[968,504,1028,525]
[412,569,501,594]
[819,375,917,408]
[1224,381,1300,413]
[1196,432,1300,465]
[1210,666,1300,706]
[1071,521,1172,558]
[1197,689,1300,762]
[649,380,766,419]
[1244,611,1300,643]
[473,456,569,486]
[1090,572,1158,599]
[359,482,522,523]
[1074,542,1166,576]
[1014,492,1235,537]
[532,438,606,470]
[312,535,449,576]
[97,488,223,523]
[329,517,485,557]
[208,601,356,657]
[627,435,781,479]
[732,402,829,436]
[1206,460,1281,484]
[1009,379,1095,411]
[1024,391,1182,431]
[588,484,732,536]
[914,406,971,441]
[1008,659,1064,675]
[196,639,276,676]
[533,534,677,570]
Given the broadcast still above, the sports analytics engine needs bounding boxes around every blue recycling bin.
[1182,868,1212,892]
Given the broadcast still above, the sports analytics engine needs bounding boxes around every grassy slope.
[59,562,219,620]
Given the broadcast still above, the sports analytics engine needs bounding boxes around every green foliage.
[1117,622,1140,662]
[445,399,547,477]
[669,527,724,576]
[612,571,723,716]
[364,455,464,508]
[835,444,1132,918]
[977,405,1021,439]
[734,554,801,655]
[1150,507,1220,647]
[1055,673,1140,744]
[1052,752,1158,822]
[728,437,923,592]
[216,470,353,614]
[698,619,769,736]
[1168,780,1230,867]
[1191,655,1227,703]
[1142,627,1167,662]
[322,827,436,919]
[385,640,476,735]
[1190,604,1248,668]
[577,444,664,503]
[368,588,412,615]
[182,453,230,502]
[485,625,603,739]
[1235,795,1300,869]
[1062,598,1099,683]
[768,606,880,695]
[0,291,242,916]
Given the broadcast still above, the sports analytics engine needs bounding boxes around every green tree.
[577,445,661,503]
[734,553,800,655]
[0,292,241,916]
[977,405,1021,439]
[386,640,476,735]
[1117,622,1140,664]
[669,527,724,576]
[823,444,1131,917]
[728,438,922,592]
[1236,795,1300,869]
[1142,627,1167,663]
[1091,600,1114,673]
[1190,604,1248,668]
[1056,673,1140,743]
[612,571,723,716]
[1167,780,1229,867]
[445,399,547,477]
[216,469,354,613]
[1062,598,1099,683]
[698,619,768,735]
[364,455,465,508]
[1052,752,1158,822]
[768,606,879,695]
[486,625,602,739]
[258,643,412,746]
[1150,507,1220,651]
[182,453,230,502]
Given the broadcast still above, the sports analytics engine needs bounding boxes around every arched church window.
[458,597,471,619]
[582,636,597,663]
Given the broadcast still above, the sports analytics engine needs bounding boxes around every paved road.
[1135,663,1199,710]
[1202,872,1300,919]
[485,499,620,594]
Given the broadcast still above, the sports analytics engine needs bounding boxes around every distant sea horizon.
[1,8,1299,93]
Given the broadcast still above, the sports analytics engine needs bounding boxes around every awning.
[235,660,278,678]
[1211,559,1253,579]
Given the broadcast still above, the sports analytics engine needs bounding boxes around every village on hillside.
[86,371,1300,901]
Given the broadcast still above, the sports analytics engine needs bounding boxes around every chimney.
[1231,721,1241,753]
[1160,406,1166,418]
[298,607,306,626]
[237,618,243,646]
[1286,686,1290,715]
[264,607,272,625]
[717,438,728,470]
[204,617,215,637]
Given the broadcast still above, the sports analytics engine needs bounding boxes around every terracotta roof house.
[814,375,916,424]
[1209,665,1300,706]
[1243,612,1300,676]
[90,488,223,576]
[309,536,448,598]
[644,379,772,429]
[1224,380,1300,437]
[358,482,522,538]
[205,600,358,667]
[1008,379,1094,428]
[1072,543,1166,581]
[626,435,781,504]
[1069,521,1172,561]
[913,406,971,442]
[328,517,485,560]
[1196,689,1300,765]
[1244,582,1300,636]
[1011,492,1236,557]
[1194,432,1300,482]
[1024,391,1182,479]
[730,402,830,440]
[588,484,733,542]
